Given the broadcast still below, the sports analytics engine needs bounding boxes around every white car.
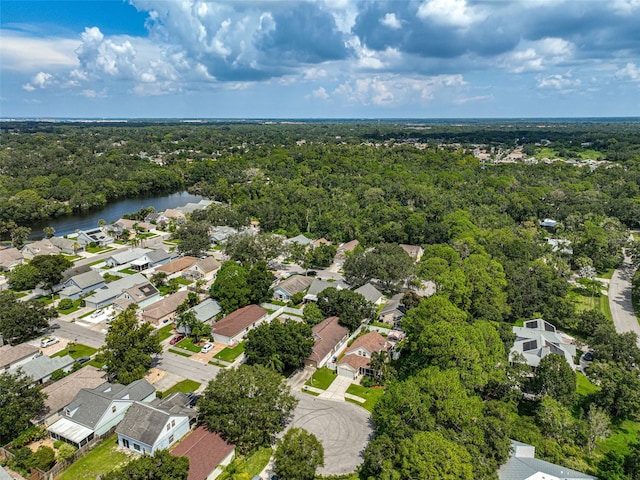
[40,337,59,348]
[201,343,213,354]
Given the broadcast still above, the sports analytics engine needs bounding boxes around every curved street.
[608,253,640,346]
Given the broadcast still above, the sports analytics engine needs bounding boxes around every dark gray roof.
[68,270,104,289]
[147,248,172,263]
[21,355,74,382]
[380,293,404,315]
[276,275,314,296]
[116,402,175,447]
[354,283,382,304]
[64,379,155,429]
[191,298,221,323]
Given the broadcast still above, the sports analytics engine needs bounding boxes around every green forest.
[2,120,640,478]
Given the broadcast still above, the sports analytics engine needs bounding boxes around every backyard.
[217,447,272,480]
[58,435,131,480]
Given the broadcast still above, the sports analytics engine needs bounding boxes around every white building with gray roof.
[84,273,156,310]
[510,319,576,369]
[47,379,155,447]
[20,354,75,384]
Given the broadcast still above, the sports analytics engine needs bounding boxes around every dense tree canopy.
[98,306,162,384]
[198,364,297,454]
[274,428,324,480]
[317,287,375,332]
[0,291,57,344]
[0,371,47,444]
[209,260,273,314]
[245,320,314,372]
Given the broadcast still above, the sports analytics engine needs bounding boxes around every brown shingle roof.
[171,426,235,480]
[156,257,199,274]
[338,354,371,371]
[0,343,39,369]
[38,366,106,420]
[308,316,348,363]
[141,290,189,322]
[345,331,390,356]
[211,305,267,338]
[276,275,314,296]
[193,257,220,274]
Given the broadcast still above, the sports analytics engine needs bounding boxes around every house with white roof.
[21,239,61,259]
[510,319,576,369]
[84,273,158,310]
[57,270,105,300]
[0,343,40,372]
[76,228,114,247]
[104,248,151,267]
[129,248,177,271]
[0,247,24,271]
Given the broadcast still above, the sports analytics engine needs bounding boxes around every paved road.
[609,253,640,346]
[289,391,373,476]
[51,318,220,383]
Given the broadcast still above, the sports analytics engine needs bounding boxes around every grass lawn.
[117,267,137,275]
[599,420,640,456]
[62,254,82,261]
[175,277,193,285]
[568,289,612,321]
[103,273,121,283]
[58,435,130,480]
[86,246,114,254]
[13,291,29,298]
[578,149,604,160]
[162,379,201,397]
[176,337,202,353]
[369,321,392,329]
[87,358,106,369]
[156,323,175,341]
[169,348,192,357]
[38,294,60,305]
[218,447,272,480]
[57,300,82,315]
[87,259,105,267]
[305,367,336,390]
[52,343,97,360]
[576,372,600,397]
[597,269,615,280]
[346,384,385,412]
[214,342,245,362]
[536,147,558,158]
[209,359,228,368]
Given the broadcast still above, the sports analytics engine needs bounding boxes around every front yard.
[214,342,245,362]
[52,343,97,360]
[304,367,336,390]
[176,337,203,353]
[346,384,385,412]
[161,379,201,397]
[58,435,131,480]
[156,323,175,341]
[217,446,272,480]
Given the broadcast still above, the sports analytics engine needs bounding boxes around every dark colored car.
[307,270,317,276]
[49,323,61,330]
[75,356,90,365]
[169,334,185,345]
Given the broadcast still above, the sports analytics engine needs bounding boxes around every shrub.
[57,298,74,310]
[56,443,76,462]
[50,369,67,382]
[11,426,47,449]
[32,446,56,471]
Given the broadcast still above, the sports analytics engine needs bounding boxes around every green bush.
[53,440,64,449]
[50,369,66,381]
[11,426,47,449]
[32,446,56,471]
[57,298,74,310]
[56,443,76,462]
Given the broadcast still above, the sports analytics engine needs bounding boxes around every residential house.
[177,299,222,335]
[20,354,75,384]
[110,218,154,235]
[21,239,61,259]
[145,211,170,227]
[49,236,83,255]
[354,283,384,305]
[104,248,151,268]
[0,465,14,480]
[313,238,331,248]
[335,239,359,264]
[539,218,558,229]
[84,273,158,310]
[378,293,405,327]
[337,331,391,380]
[0,247,24,271]
[183,257,221,281]
[140,290,189,326]
[211,305,268,345]
[116,393,197,455]
[129,248,177,271]
[155,256,199,279]
[0,343,40,372]
[35,366,106,426]
[162,209,186,223]
[209,226,238,245]
[498,441,597,480]
[176,199,214,215]
[399,244,424,261]
[116,281,161,309]
[57,270,105,300]
[76,228,114,247]
[171,426,235,480]
[47,379,156,447]
[284,234,314,247]
[510,319,576,369]
[303,279,349,302]
[273,275,314,302]
[305,316,349,369]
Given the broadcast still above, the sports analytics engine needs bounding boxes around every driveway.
[609,253,640,346]
[288,391,373,476]
[318,374,352,401]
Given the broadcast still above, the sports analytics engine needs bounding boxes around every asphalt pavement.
[608,253,640,346]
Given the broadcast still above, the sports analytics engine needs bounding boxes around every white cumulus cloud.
[417,0,485,27]
[616,62,640,81]
[380,13,402,30]
[537,73,581,90]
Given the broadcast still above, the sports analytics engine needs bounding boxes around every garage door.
[337,365,355,380]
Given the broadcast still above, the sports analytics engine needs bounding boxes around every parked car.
[169,334,185,345]
[40,337,59,348]
[75,356,90,365]
[49,323,61,330]
[201,343,213,354]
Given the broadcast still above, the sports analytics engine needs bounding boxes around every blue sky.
[2,0,640,118]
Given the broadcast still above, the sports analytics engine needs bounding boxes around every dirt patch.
[144,368,166,385]
[27,438,55,452]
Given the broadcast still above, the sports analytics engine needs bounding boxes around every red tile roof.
[212,305,268,338]
[171,426,235,480]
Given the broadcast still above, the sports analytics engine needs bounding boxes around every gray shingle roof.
[354,283,382,304]
[85,273,150,305]
[0,343,39,370]
[20,355,74,383]
[64,379,155,429]
[191,298,221,323]
[146,248,172,264]
[275,275,314,296]
[68,270,104,289]
[107,248,151,265]
[115,402,175,447]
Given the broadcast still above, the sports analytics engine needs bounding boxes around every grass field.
[214,342,245,362]
[162,379,201,397]
[57,300,82,315]
[156,323,175,341]
[52,344,97,360]
[345,384,385,412]
[176,337,202,353]
[576,372,600,397]
[58,435,130,480]
[599,420,640,456]
[568,289,612,320]
[117,268,137,275]
[217,447,272,480]
[304,367,336,390]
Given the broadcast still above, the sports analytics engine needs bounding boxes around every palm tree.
[369,350,390,385]
[267,353,285,373]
